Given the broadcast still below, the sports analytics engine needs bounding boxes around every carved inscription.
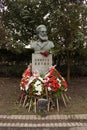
[32,54,52,74]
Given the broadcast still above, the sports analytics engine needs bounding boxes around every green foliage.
[71,65,87,77]
[0,64,26,77]
[2,0,87,50]
[0,21,6,48]
[52,89,64,98]
[2,0,48,43]
[0,48,33,63]
[0,63,87,78]
[1,0,87,79]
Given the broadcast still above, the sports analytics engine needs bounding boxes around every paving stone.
[0,114,87,129]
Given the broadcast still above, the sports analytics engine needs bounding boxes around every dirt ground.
[0,76,87,115]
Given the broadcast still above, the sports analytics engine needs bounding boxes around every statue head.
[36,25,48,41]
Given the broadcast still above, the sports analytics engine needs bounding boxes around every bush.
[0,64,26,77]
[56,64,87,77]
[0,64,87,78]
[71,65,87,77]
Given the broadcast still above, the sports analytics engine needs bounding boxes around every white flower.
[20,87,24,90]
[34,80,42,95]
[38,77,44,83]
[65,88,68,92]
[57,78,61,84]
[48,87,52,91]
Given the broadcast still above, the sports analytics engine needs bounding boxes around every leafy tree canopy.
[1,0,87,50]
[1,0,87,81]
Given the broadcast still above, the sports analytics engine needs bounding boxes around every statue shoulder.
[30,40,37,48]
[48,40,54,48]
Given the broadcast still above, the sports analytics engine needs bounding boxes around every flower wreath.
[44,66,68,98]
[20,65,68,98]
[29,77,45,96]
[20,67,32,90]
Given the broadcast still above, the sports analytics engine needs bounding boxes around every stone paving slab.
[0,122,87,127]
[0,114,87,120]
[0,114,87,129]
[0,127,86,130]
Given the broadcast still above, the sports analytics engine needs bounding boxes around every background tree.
[1,0,87,80]
[46,0,87,82]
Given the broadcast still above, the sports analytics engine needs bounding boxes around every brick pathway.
[0,114,87,129]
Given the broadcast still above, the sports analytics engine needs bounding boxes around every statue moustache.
[39,35,48,41]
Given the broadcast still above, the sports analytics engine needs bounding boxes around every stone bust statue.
[30,25,54,53]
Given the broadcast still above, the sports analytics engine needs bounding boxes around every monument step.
[0,118,87,124]
[0,127,87,130]
[0,115,87,129]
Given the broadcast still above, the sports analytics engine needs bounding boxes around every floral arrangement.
[44,66,67,98]
[20,65,68,98]
[20,65,33,90]
[28,77,45,96]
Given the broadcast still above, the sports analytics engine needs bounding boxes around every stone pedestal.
[32,54,52,74]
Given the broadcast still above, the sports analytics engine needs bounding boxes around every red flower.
[44,66,68,92]
[23,68,32,78]
[44,82,49,87]
[50,79,61,91]
[20,68,32,90]
[49,66,55,75]
[40,51,49,57]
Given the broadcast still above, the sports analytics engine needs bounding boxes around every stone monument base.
[32,54,52,74]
